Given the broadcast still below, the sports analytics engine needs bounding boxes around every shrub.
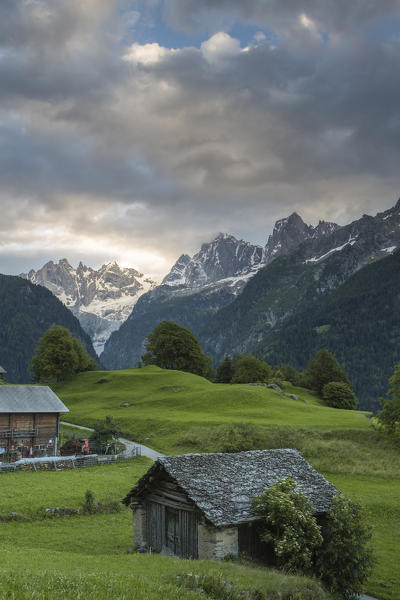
[83,489,97,514]
[231,355,272,384]
[253,479,373,599]
[253,478,322,574]
[322,381,357,410]
[213,423,265,453]
[315,494,373,600]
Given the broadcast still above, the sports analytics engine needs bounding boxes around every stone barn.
[123,449,338,560]
[0,386,69,462]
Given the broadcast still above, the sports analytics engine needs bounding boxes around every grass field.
[0,465,330,600]
[55,366,370,454]
[0,457,151,517]
[2,366,398,599]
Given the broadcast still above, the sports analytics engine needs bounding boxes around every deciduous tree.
[231,354,272,384]
[377,363,400,435]
[305,349,350,395]
[215,356,235,383]
[142,321,212,378]
[322,381,358,409]
[30,325,96,382]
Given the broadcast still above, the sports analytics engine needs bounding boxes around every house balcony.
[0,428,38,439]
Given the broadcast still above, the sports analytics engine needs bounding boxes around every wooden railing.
[0,428,38,438]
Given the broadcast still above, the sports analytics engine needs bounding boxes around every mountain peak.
[20,258,157,355]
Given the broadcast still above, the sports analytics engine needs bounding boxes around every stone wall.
[198,524,238,560]
[133,506,147,549]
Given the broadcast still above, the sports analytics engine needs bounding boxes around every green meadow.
[54,366,370,454]
[0,467,330,600]
[1,366,398,599]
[0,456,151,517]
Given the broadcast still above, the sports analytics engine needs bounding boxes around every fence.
[0,447,141,472]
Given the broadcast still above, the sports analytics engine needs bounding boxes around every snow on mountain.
[162,233,264,289]
[20,259,157,355]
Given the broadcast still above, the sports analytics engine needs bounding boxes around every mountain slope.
[21,259,157,354]
[200,200,400,367]
[263,249,400,411]
[0,273,97,383]
[101,213,337,368]
[101,198,400,410]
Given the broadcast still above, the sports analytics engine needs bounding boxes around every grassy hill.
[52,366,400,599]
[55,366,370,454]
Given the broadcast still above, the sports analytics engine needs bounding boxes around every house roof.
[0,386,69,413]
[0,366,6,374]
[123,449,339,527]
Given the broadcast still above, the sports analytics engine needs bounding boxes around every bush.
[315,494,373,599]
[253,478,323,574]
[214,423,265,453]
[231,355,272,384]
[322,381,358,410]
[253,478,373,599]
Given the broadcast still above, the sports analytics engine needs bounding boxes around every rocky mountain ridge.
[100,210,344,369]
[20,259,157,355]
[101,198,400,411]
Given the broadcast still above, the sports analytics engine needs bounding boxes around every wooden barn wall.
[238,522,271,562]
[143,474,199,559]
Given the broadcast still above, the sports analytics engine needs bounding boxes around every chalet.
[0,386,69,462]
[123,449,338,560]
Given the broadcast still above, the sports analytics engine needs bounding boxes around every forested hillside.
[0,274,97,383]
[263,250,400,411]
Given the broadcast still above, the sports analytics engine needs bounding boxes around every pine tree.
[305,349,350,395]
[215,356,235,383]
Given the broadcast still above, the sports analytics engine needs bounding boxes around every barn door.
[166,508,180,555]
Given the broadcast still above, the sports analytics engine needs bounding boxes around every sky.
[1,0,400,279]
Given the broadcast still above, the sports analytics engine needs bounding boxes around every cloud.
[200,32,242,63]
[0,0,400,278]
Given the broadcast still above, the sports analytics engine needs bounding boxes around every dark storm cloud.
[0,0,400,277]
[163,0,400,34]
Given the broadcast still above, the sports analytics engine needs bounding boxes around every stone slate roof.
[124,449,338,527]
[0,386,69,413]
[0,366,6,374]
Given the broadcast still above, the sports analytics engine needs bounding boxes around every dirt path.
[60,421,164,461]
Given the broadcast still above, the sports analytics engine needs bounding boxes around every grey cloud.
[0,1,400,277]
[163,0,400,34]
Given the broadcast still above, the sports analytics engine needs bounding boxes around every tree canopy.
[231,354,272,384]
[305,349,350,395]
[30,325,97,382]
[377,363,400,435]
[322,381,357,410]
[142,321,212,377]
[215,356,235,383]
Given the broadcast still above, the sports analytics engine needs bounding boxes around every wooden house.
[123,449,338,560]
[0,386,69,462]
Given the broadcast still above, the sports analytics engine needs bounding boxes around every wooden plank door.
[166,508,180,555]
